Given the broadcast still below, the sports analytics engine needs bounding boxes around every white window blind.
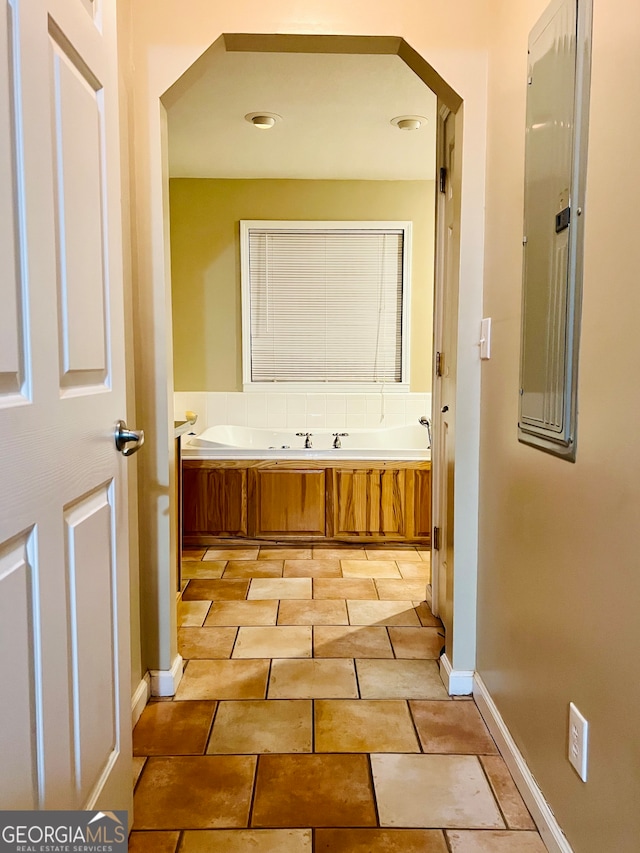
[243,223,408,386]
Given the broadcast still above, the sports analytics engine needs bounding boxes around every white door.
[0,0,132,813]
[431,106,458,647]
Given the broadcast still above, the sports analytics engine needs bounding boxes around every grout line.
[366,752,382,828]
[174,829,185,852]
[202,701,219,754]
[406,698,425,754]
[442,828,455,853]
[246,751,261,830]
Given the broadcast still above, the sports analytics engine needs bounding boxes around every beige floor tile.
[133,756,146,788]
[133,755,256,829]
[396,561,431,580]
[356,659,450,699]
[342,560,402,579]
[410,701,498,754]
[134,701,217,756]
[312,546,367,560]
[388,627,443,659]
[480,756,536,829]
[178,601,211,627]
[183,580,249,601]
[175,660,269,700]
[284,559,342,578]
[313,578,378,599]
[347,600,421,626]
[204,548,259,561]
[315,829,448,853]
[315,699,420,752]
[181,830,312,853]
[415,601,443,627]
[222,560,284,578]
[365,548,421,562]
[207,700,312,754]
[128,831,180,853]
[233,626,312,658]
[418,550,431,562]
[278,599,349,626]
[259,547,313,560]
[182,561,226,579]
[268,658,358,698]
[204,600,279,627]
[314,626,394,658]
[183,549,206,560]
[252,754,376,827]
[178,627,237,660]
[376,579,429,600]
[446,831,546,852]
[371,754,504,828]
[248,578,312,599]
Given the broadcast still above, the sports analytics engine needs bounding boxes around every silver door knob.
[115,420,145,456]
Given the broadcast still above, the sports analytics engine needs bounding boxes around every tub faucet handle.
[332,432,349,449]
[296,432,313,449]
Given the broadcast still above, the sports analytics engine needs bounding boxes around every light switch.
[480,318,491,360]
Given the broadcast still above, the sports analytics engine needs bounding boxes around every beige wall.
[169,178,435,392]
[477,1,640,850]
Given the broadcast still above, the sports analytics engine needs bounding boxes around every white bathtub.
[183,423,431,461]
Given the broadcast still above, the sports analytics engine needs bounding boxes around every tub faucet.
[296,432,313,449]
[332,432,349,449]
[418,416,432,449]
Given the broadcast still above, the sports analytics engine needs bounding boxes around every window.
[241,221,411,391]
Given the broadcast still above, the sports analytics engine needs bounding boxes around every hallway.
[129,544,545,852]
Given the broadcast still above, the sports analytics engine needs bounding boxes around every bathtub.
[183,423,431,461]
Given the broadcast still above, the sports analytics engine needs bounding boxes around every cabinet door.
[182,466,247,536]
[413,468,432,540]
[333,468,406,538]
[251,469,326,537]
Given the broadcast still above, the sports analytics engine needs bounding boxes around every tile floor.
[130,544,546,852]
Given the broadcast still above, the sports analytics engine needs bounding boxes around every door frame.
[128,28,486,696]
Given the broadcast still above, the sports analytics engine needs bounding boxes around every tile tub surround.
[130,542,545,850]
[174,390,432,433]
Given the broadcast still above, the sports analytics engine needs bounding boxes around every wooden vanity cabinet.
[182,459,431,546]
[182,463,247,537]
[331,468,406,538]
[249,468,326,537]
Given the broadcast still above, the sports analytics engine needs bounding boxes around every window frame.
[240,220,412,393]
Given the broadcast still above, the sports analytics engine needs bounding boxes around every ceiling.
[166,51,438,181]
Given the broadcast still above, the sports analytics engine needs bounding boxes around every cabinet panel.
[251,469,326,537]
[182,466,247,536]
[413,468,432,539]
[333,468,405,538]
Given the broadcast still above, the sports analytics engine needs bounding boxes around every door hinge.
[435,351,443,377]
[433,526,440,551]
[439,167,447,194]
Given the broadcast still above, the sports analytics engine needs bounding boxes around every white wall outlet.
[480,318,491,359]
[568,702,589,782]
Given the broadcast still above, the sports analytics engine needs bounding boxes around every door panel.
[252,469,326,537]
[0,0,130,813]
[0,0,25,399]
[333,469,405,538]
[0,533,39,809]
[65,486,116,804]
[51,33,107,388]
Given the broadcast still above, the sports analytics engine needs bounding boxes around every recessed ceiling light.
[390,115,427,131]
[245,112,282,130]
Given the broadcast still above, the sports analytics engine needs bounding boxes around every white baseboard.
[150,654,184,697]
[131,673,151,728]
[439,653,474,695]
[474,673,573,853]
